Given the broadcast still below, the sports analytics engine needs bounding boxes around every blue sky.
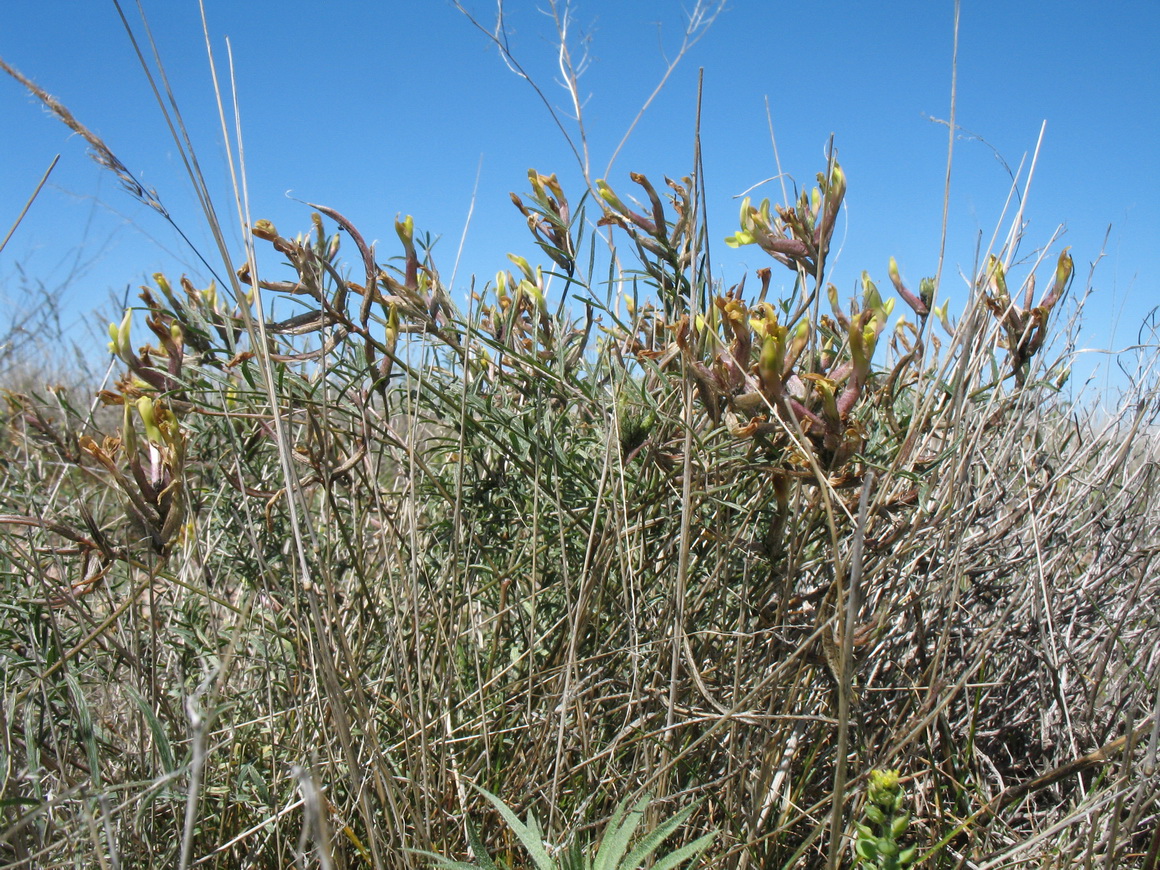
[2,1,1157,397]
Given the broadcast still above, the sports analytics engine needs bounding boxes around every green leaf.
[407,849,484,870]
[649,831,716,870]
[593,795,649,870]
[63,671,101,790]
[465,817,500,870]
[471,784,556,870]
[408,816,500,870]
[125,685,176,774]
[618,802,698,869]
[559,841,591,870]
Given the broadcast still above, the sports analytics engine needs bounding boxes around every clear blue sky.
[2,1,1157,398]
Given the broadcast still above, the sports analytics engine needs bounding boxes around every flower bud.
[153,273,172,298]
[934,301,952,333]
[920,277,936,309]
[385,303,399,349]
[829,162,845,195]
[595,179,627,214]
[528,168,546,202]
[507,254,535,282]
[109,310,132,358]
[394,214,414,246]
[862,272,883,311]
[987,255,1009,302]
[136,396,163,445]
[252,219,278,240]
[856,838,878,861]
[759,333,780,389]
[877,836,899,857]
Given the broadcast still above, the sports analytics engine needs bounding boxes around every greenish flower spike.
[854,770,918,870]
